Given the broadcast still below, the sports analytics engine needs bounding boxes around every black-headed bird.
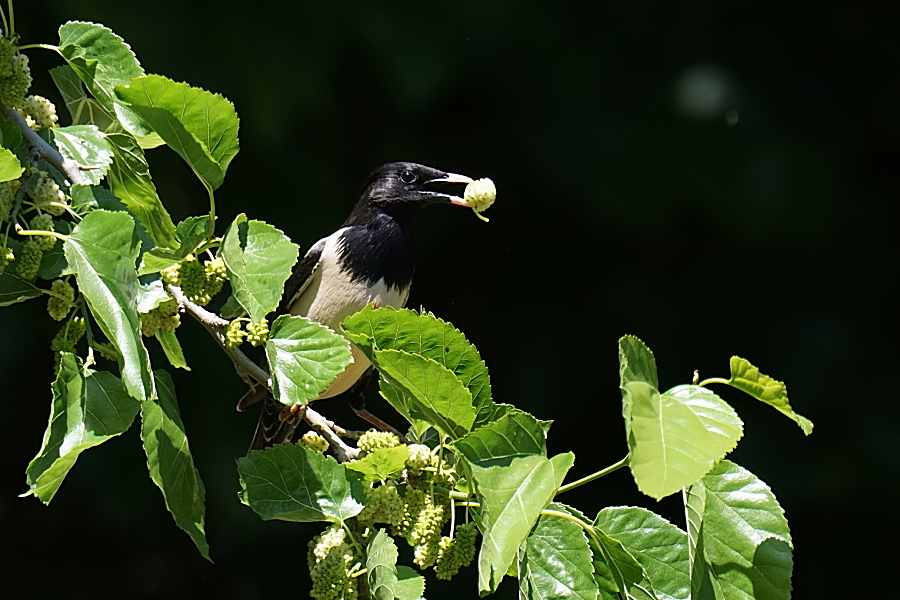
[240,162,476,449]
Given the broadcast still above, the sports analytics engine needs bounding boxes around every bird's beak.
[422,172,476,206]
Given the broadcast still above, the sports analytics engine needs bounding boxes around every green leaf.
[51,125,113,185]
[367,529,399,600]
[116,74,240,190]
[520,501,598,600]
[49,65,117,131]
[619,337,743,500]
[105,131,177,248]
[0,237,42,306]
[265,314,352,407]
[394,566,426,600]
[593,527,659,600]
[595,507,689,600]
[345,445,410,484]
[374,349,476,439]
[156,330,190,371]
[138,215,212,275]
[0,113,23,149]
[57,21,152,138]
[219,294,246,319]
[0,147,24,181]
[222,213,299,322]
[238,443,365,523]
[728,356,813,435]
[136,278,170,313]
[473,452,574,594]
[342,306,493,426]
[454,410,547,461]
[65,210,155,400]
[25,354,139,503]
[141,371,209,560]
[686,460,792,600]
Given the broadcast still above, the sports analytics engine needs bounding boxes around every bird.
[239,162,476,450]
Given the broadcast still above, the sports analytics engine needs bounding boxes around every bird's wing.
[277,236,327,315]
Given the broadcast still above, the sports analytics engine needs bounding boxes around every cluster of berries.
[307,525,360,600]
[161,254,227,306]
[47,279,76,321]
[0,180,18,222]
[301,430,330,454]
[140,299,180,337]
[30,169,68,216]
[223,317,269,348]
[0,36,31,109]
[17,95,58,130]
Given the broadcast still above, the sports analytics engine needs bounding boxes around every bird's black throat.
[337,210,415,290]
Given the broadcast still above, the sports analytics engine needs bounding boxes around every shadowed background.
[1,1,896,598]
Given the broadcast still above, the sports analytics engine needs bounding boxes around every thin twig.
[305,409,359,463]
[1,104,89,185]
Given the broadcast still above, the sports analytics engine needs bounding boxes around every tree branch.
[2,104,89,185]
[166,283,360,462]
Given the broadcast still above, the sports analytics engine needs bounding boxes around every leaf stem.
[556,455,629,495]
[6,0,12,38]
[206,187,216,239]
[16,43,60,52]
[1,4,8,35]
[14,227,69,242]
[698,377,731,387]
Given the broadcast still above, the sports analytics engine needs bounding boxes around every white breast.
[289,229,409,399]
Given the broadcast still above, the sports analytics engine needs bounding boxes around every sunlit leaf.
[238,443,365,523]
[728,356,813,435]
[454,410,546,461]
[595,507,689,600]
[686,460,792,600]
[49,65,117,131]
[520,501,598,600]
[156,330,189,371]
[473,452,574,594]
[105,131,177,248]
[222,213,299,322]
[265,314,352,407]
[374,349,475,439]
[51,125,113,185]
[593,527,659,600]
[57,21,152,138]
[65,210,155,400]
[0,147,24,182]
[367,529,399,600]
[394,566,425,600]
[25,354,139,503]
[345,446,410,484]
[342,306,493,425]
[141,371,209,559]
[619,336,743,500]
[116,74,240,190]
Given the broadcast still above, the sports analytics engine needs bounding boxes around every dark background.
[1,1,896,598]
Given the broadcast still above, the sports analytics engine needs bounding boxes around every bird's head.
[351,162,475,221]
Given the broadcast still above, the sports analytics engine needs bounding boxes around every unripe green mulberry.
[140,299,180,337]
[20,95,58,130]
[301,431,329,454]
[0,38,15,78]
[0,242,12,277]
[410,496,449,568]
[463,177,497,221]
[30,170,67,216]
[30,213,57,251]
[0,53,32,109]
[180,255,208,304]
[434,521,479,580]
[160,263,181,286]
[47,279,76,321]
[224,319,245,348]
[358,482,404,526]
[15,238,43,280]
[203,255,227,297]
[245,318,269,346]
[307,525,359,600]
[0,180,15,222]
[51,316,86,354]
[357,430,401,453]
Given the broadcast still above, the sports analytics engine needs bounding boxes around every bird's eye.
[400,170,418,184]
